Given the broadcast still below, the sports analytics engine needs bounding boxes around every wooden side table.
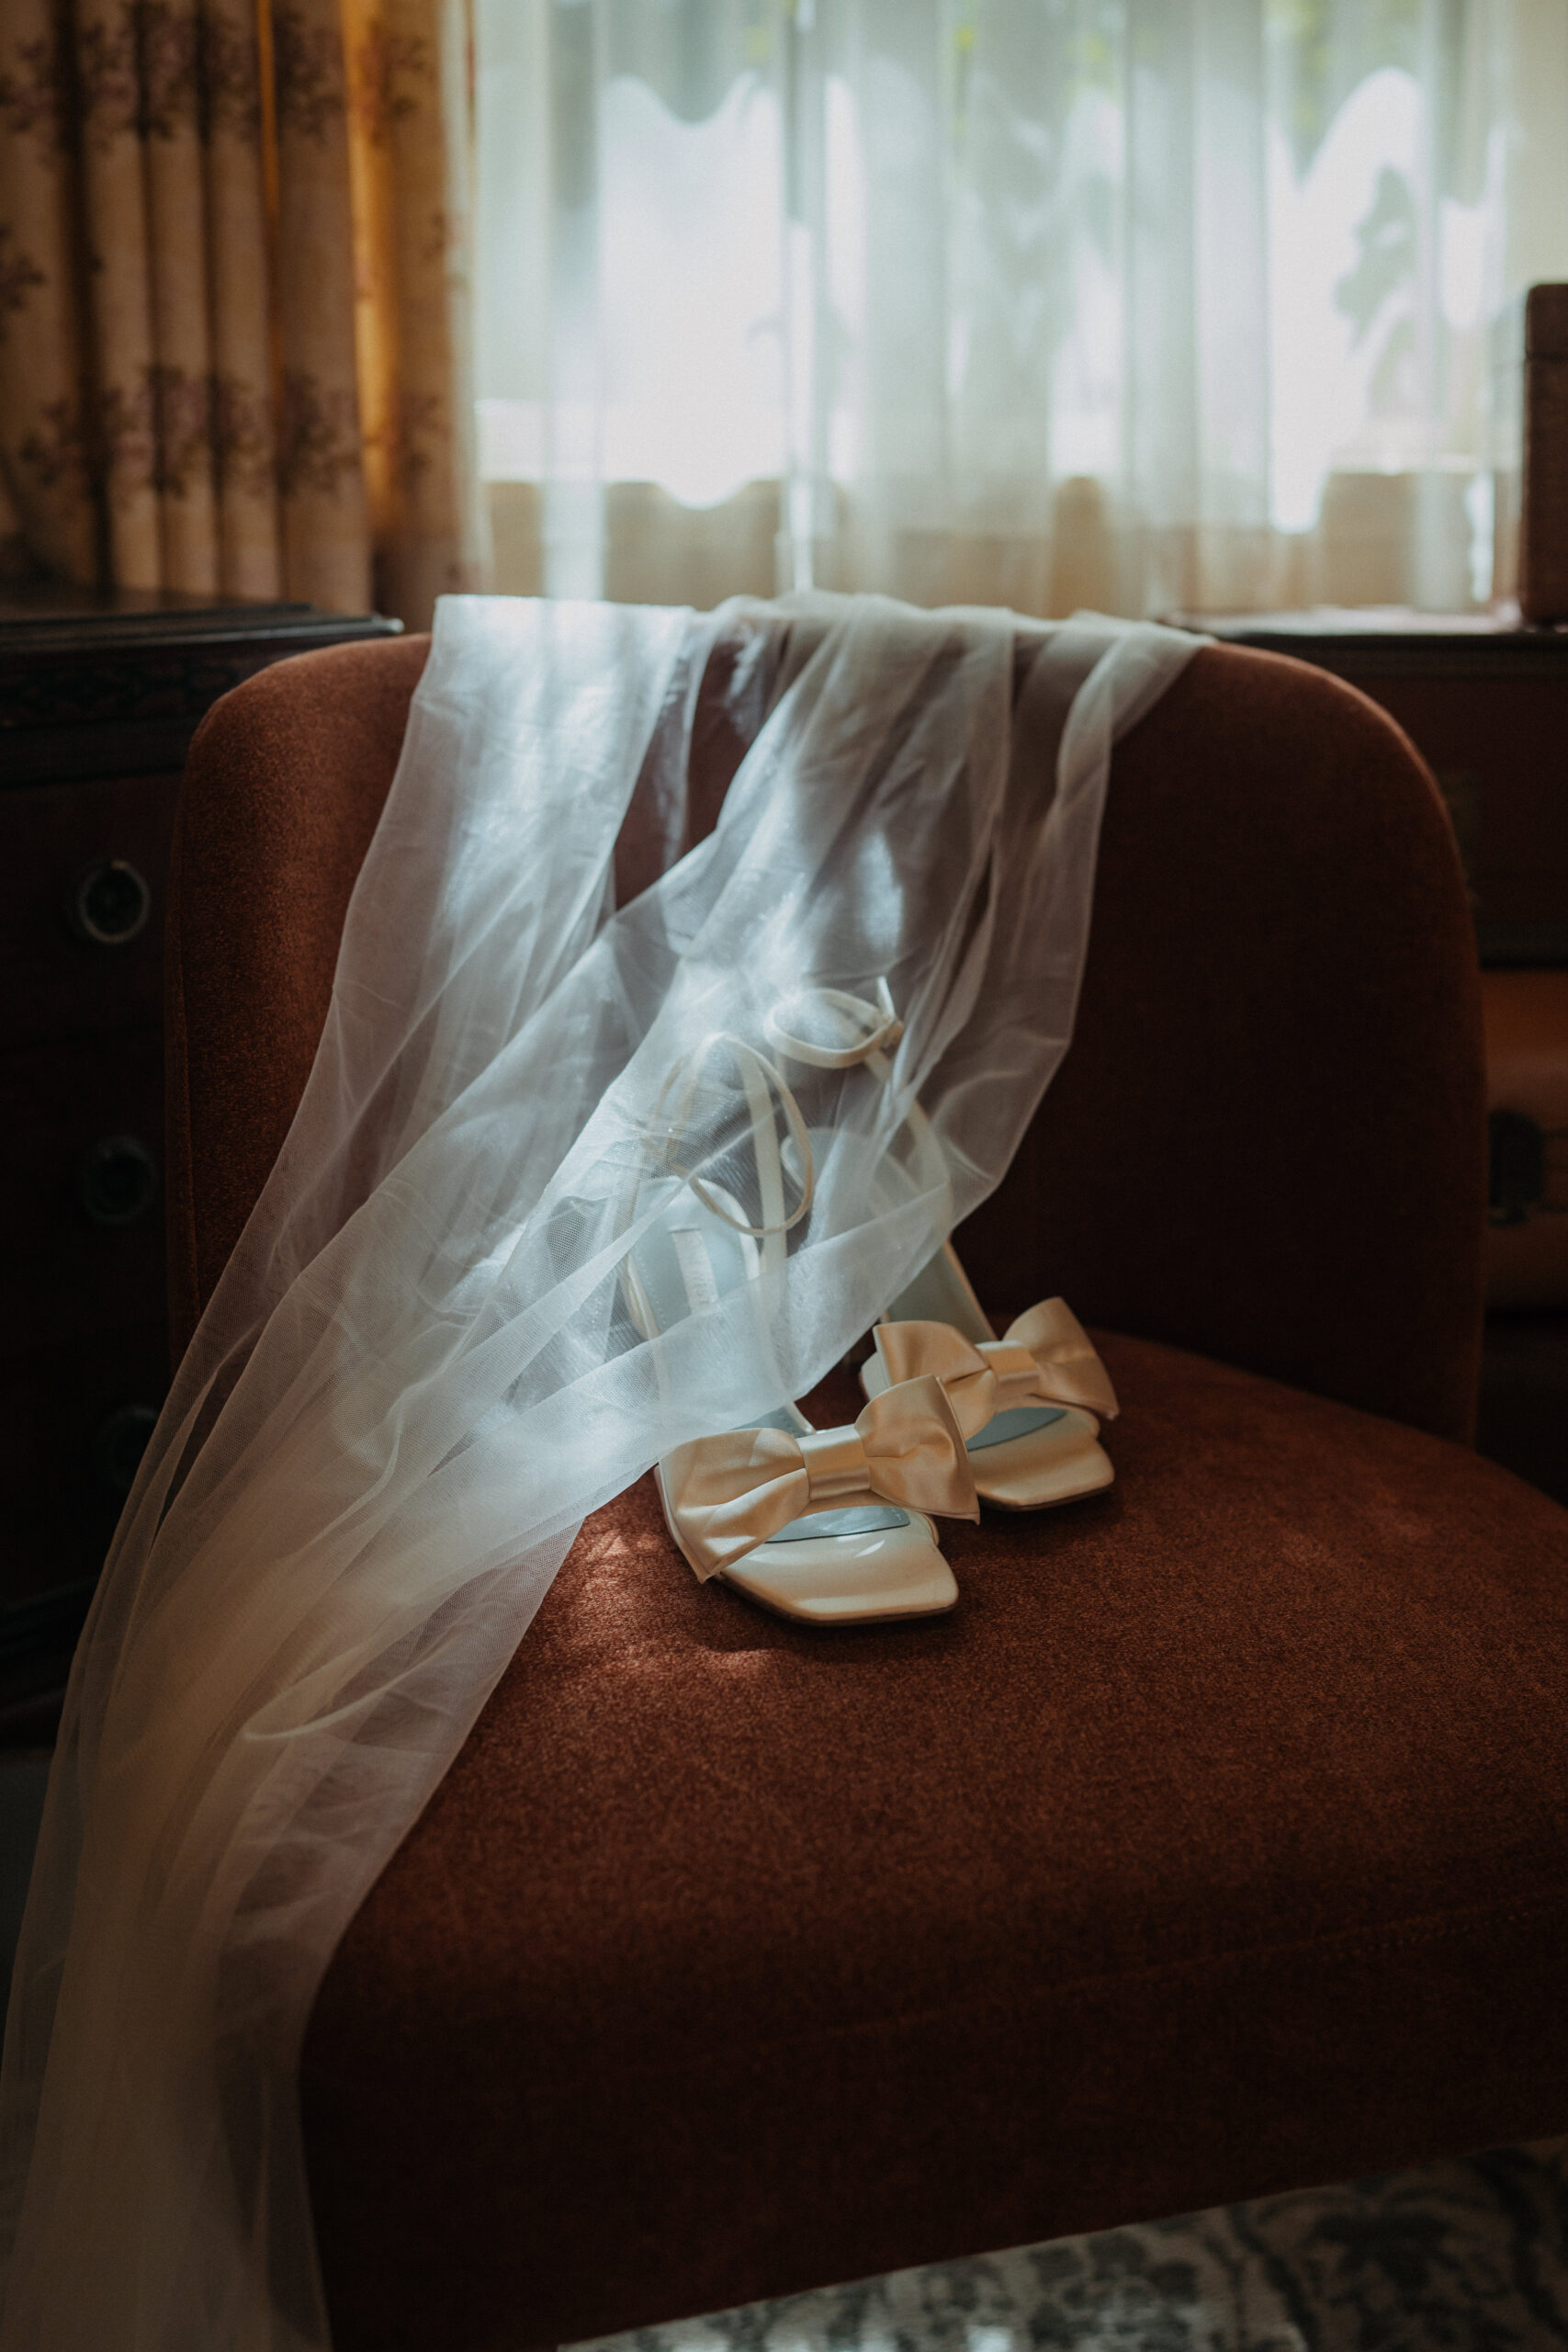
[0,590,400,1726]
[1179,609,1568,1504]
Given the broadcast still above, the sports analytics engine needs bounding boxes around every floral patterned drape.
[0,0,485,622]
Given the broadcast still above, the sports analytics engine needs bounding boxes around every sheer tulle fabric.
[0,594,1199,2349]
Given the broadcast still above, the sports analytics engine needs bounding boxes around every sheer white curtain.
[474,0,1568,618]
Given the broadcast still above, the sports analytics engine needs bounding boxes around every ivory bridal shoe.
[862,1242,1119,1510]
[623,1170,976,1626]
[752,978,1121,1517]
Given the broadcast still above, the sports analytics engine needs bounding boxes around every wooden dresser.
[1,591,400,1722]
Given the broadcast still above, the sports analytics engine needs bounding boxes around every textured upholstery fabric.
[958,652,1487,1443]
[165,633,433,1346]
[301,1344,1568,2351]
[162,627,1558,2352]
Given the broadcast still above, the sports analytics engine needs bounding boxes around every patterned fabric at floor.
[0,0,483,621]
[581,2142,1568,2352]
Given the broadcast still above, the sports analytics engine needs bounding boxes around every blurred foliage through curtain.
[0,0,486,622]
[474,0,1568,618]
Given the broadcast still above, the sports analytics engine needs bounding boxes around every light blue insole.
[967,1404,1066,1453]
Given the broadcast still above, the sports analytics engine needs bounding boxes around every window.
[475,1,1568,615]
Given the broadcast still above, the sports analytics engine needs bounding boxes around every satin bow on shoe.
[662,1375,977,1581]
[872,1298,1119,1441]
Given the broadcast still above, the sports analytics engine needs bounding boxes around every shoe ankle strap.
[765,978,903,1069]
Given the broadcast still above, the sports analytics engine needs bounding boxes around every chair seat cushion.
[301,1333,1568,2352]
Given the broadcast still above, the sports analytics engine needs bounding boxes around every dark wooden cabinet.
[1,591,400,1713]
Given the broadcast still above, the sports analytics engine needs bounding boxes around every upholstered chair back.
[167,632,1484,1438]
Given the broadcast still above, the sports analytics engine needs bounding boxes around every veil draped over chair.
[0,594,1199,2350]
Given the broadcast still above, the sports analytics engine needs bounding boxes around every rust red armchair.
[165,629,1568,2352]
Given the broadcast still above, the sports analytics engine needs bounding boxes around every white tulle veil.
[0,593,1200,2349]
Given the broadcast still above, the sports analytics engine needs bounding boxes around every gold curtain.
[0,0,485,622]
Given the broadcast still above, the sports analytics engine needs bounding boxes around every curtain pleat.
[201,0,280,594]
[143,0,220,590]
[0,0,482,621]
[73,0,159,583]
[0,0,96,579]
[345,0,484,620]
[272,0,371,607]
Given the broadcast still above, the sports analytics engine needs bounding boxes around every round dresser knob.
[66,858,152,946]
[91,1403,160,1497]
[77,1135,159,1227]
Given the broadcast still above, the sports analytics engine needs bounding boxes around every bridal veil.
[0,593,1199,2348]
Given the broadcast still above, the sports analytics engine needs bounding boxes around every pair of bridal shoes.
[626,987,1120,1626]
